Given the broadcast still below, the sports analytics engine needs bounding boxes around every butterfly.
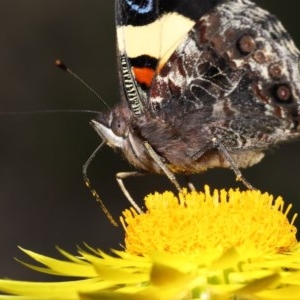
[90,0,300,212]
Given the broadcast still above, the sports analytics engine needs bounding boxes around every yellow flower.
[0,186,299,300]
[122,186,297,256]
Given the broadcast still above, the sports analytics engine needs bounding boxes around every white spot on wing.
[117,13,194,64]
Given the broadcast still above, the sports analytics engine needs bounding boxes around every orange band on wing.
[132,67,155,87]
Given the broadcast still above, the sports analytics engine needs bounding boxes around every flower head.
[0,186,299,300]
[122,186,297,256]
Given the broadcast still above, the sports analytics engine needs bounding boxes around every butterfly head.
[91,104,134,149]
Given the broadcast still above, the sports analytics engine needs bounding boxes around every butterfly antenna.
[55,59,111,111]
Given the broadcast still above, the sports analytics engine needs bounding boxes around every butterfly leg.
[116,171,145,214]
[215,140,255,190]
[143,141,182,192]
[192,138,255,190]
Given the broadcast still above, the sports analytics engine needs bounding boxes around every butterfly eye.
[274,84,292,102]
[237,34,257,54]
[111,116,127,137]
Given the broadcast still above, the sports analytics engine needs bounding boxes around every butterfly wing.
[148,0,300,149]
[115,0,223,116]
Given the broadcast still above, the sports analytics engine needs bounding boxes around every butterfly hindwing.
[147,0,300,149]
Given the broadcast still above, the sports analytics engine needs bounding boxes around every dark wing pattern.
[149,0,300,149]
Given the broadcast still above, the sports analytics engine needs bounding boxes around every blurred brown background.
[0,0,300,280]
